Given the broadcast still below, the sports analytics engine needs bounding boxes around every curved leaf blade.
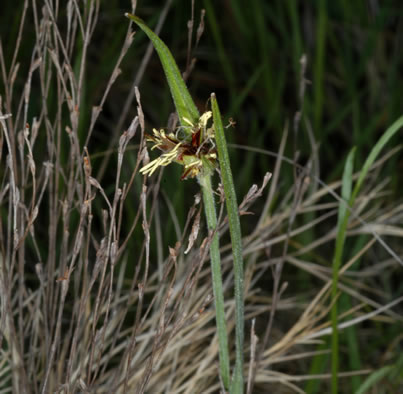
[351,114,403,202]
[125,13,199,127]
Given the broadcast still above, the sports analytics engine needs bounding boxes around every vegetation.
[0,1,402,393]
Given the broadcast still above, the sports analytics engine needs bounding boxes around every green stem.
[200,172,230,390]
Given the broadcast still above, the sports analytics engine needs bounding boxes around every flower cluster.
[140,111,217,180]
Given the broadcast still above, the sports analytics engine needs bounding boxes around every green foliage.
[126,13,199,128]
[356,353,403,394]
[211,94,244,392]
[331,147,355,393]
[331,115,403,392]
[126,13,245,391]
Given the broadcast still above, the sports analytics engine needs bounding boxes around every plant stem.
[200,172,230,390]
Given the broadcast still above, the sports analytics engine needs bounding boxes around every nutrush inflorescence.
[140,111,217,180]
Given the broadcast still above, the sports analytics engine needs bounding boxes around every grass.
[1,1,403,393]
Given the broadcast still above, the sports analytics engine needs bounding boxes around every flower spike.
[140,112,217,180]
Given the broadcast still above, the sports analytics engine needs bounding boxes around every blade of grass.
[211,93,244,393]
[355,365,394,394]
[313,0,327,137]
[125,13,199,127]
[340,235,368,391]
[331,147,355,394]
[331,114,403,393]
[305,342,329,394]
[351,115,403,202]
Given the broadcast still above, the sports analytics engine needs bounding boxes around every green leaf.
[211,93,244,393]
[331,147,355,394]
[351,114,403,202]
[338,147,355,225]
[355,366,393,394]
[330,114,403,393]
[125,13,199,128]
